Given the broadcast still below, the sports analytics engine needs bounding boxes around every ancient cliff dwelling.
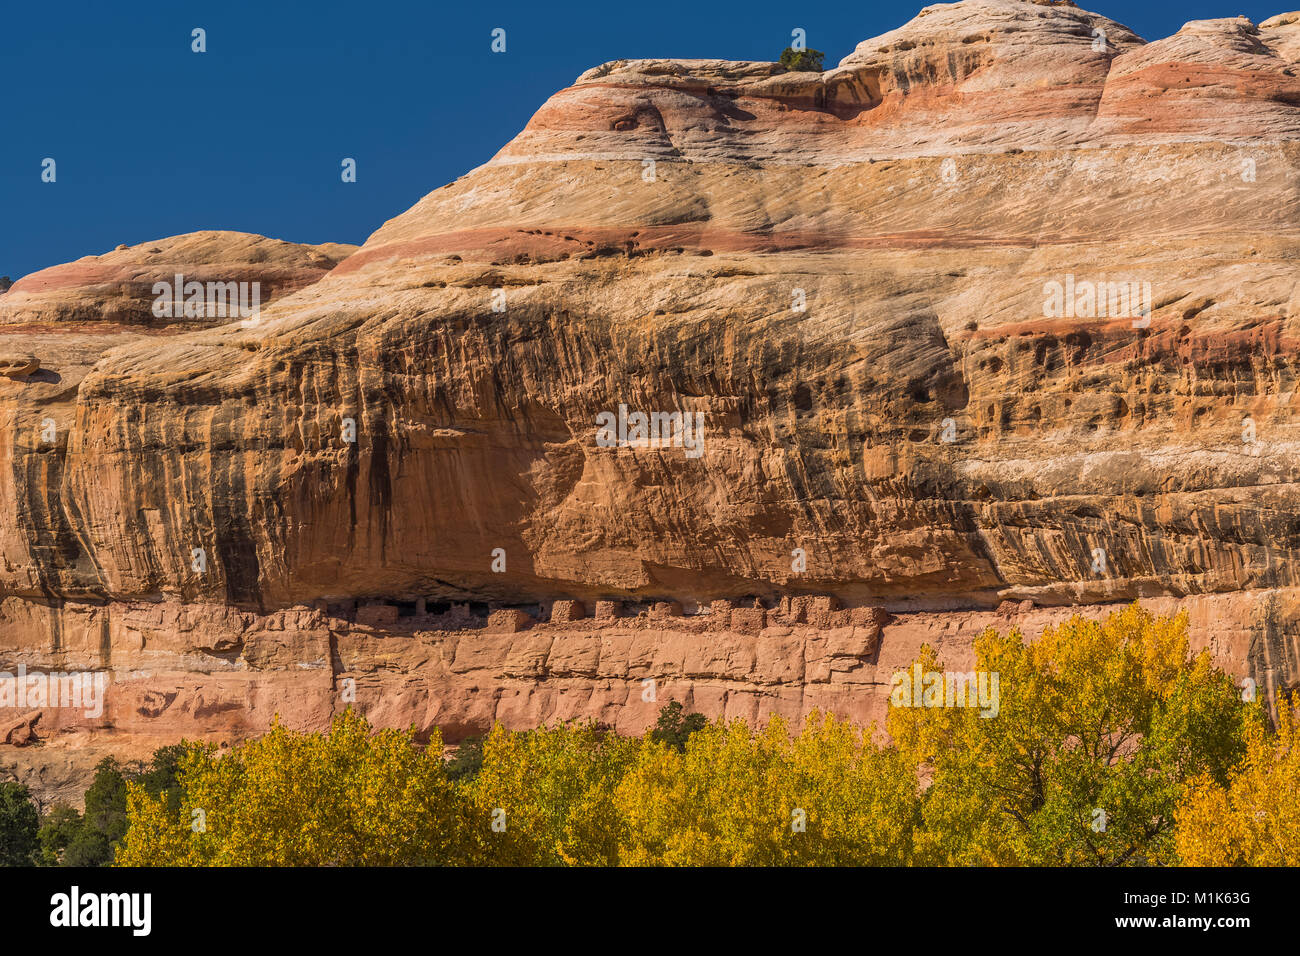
[0,0,1298,885]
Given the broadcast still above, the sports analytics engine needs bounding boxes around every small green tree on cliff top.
[779,47,824,72]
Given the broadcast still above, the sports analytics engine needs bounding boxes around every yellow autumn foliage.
[888,603,1256,865]
[113,604,1289,867]
[468,721,640,865]
[614,711,919,865]
[115,709,474,866]
[1175,695,1300,865]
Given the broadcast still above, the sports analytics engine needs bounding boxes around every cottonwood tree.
[889,604,1256,865]
[1176,694,1300,865]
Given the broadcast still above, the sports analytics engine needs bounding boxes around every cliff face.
[4,0,1300,802]
[0,589,1274,807]
[0,232,357,603]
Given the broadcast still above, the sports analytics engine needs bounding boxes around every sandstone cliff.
[3,0,1300,804]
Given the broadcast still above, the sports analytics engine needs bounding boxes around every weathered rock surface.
[5,0,1300,801]
[0,588,1289,807]
[0,232,356,603]
[0,231,356,330]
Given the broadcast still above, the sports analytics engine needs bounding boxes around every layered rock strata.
[0,588,1285,807]
[5,0,1300,801]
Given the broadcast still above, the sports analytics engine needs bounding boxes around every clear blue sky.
[0,0,1283,280]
